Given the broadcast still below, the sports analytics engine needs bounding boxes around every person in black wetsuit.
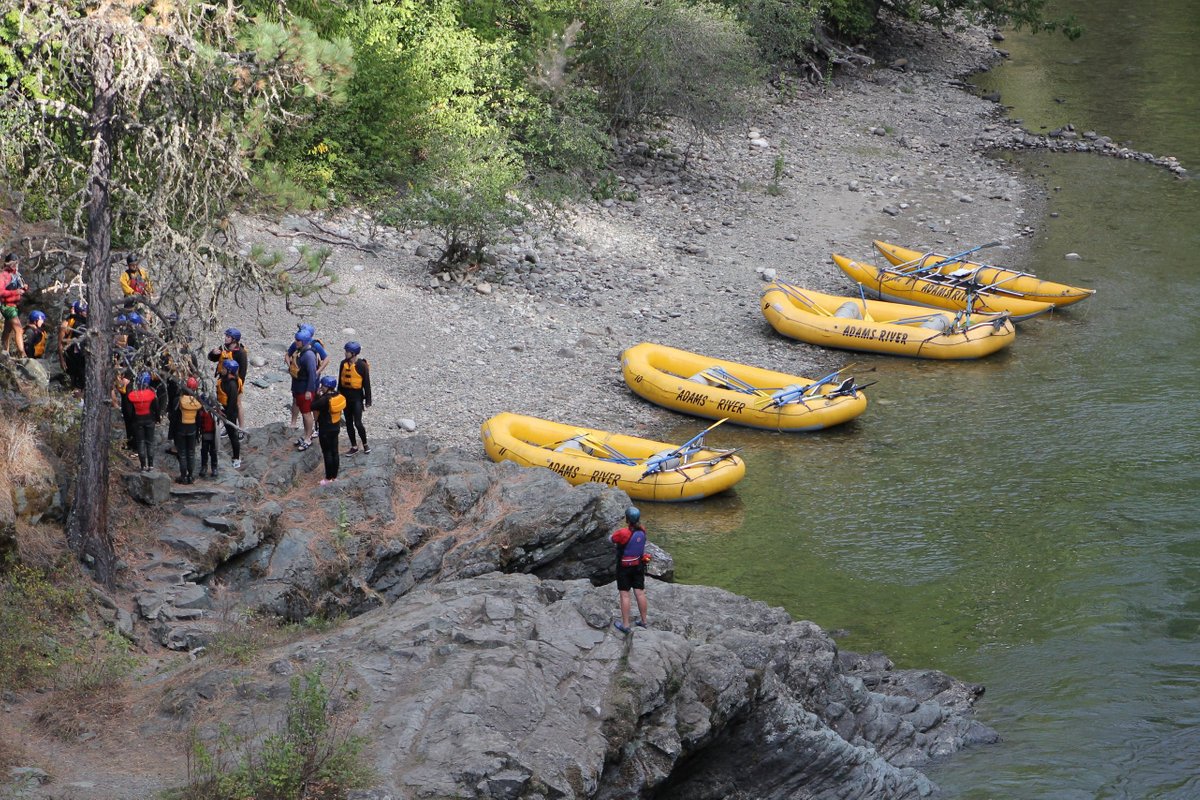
[337,341,372,455]
[311,375,346,485]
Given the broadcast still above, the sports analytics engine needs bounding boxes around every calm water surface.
[651,2,1200,797]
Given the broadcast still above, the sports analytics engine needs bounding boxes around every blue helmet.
[225,327,241,342]
[294,330,312,345]
[128,312,144,326]
[319,375,337,389]
[138,372,152,387]
[297,322,315,336]
[72,301,87,314]
[625,506,641,525]
[344,341,361,355]
[29,310,46,323]
[222,359,239,374]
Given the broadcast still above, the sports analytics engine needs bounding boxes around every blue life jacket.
[618,528,646,567]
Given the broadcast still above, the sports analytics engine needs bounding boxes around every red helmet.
[185,377,199,391]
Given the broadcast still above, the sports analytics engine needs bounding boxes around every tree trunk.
[66,32,118,588]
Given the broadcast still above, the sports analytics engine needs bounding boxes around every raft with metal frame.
[873,240,1095,307]
[761,282,1016,359]
[480,412,746,502]
[620,342,867,431]
[831,253,1054,321]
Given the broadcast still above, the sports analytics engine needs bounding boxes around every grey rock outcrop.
[166,573,993,799]
[117,421,993,796]
[133,424,628,643]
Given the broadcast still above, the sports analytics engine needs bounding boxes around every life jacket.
[617,527,647,567]
[287,343,314,379]
[216,375,243,406]
[324,392,346,424]
[128,387,156,417]
[63,314,84,349]
[198,408,216,434]
[215,343,248,376]
[178,395,202,425]
[124,268,149,296]
[25,327,47,358]
[339,359,367,391]
[0,269,23,305]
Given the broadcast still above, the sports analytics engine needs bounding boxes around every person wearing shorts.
[610,506,651,634]
[289,329,319,450]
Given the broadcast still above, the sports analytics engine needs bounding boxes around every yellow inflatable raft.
[873,241,1095,307]
[761,282,1015,359]
[480,412,746,502]
[832,253,1054,321]
[620,342,867,431]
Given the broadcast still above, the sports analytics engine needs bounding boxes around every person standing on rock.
[311,375,346,485]
[209,327,248,433]
[1,253,27,358]
[23,310,48,358]
[119,252,152,302]
[288,328,320,450]
[127,372,160,472]
[337,341,372,455]
[217,359,243,469]
[59,300,87,391]
[174,377,203,484]
[610,506,651,634]
[197,397,219,479]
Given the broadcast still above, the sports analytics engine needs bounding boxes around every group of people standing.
[3,249,375,488]
[284,324,372,485]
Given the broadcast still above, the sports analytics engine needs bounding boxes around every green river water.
[651,2,1200,797]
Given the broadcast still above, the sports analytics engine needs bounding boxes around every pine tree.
[0,1,351,587]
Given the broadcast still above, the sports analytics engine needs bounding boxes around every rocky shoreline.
[2,427,997,799]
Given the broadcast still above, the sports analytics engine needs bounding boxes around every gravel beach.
[235,18,1041,456]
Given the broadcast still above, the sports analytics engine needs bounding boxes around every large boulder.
[215,435,629,620]
[165,573,994,800]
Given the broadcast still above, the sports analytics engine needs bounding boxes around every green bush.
[394,132,527,265]
[579,0,762,133]
[0,562,84,688]
[179,667,372,800]
[824,0,880,41]
[713,0,823,63]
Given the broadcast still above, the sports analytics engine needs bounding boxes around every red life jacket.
[127,388,157,417]
[198,408,216,434]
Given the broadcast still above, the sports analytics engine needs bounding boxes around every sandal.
[634,619,647,628]
[613,621,631,634]
[296,441,311,452]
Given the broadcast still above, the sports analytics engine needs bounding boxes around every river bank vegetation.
[259,0,1075,261]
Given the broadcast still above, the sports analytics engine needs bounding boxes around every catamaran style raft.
[831,253,1054,321]
[761,282,1016,359]
[480,412,746,502]
[873,241,1095,307]
[620,342,867,431]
